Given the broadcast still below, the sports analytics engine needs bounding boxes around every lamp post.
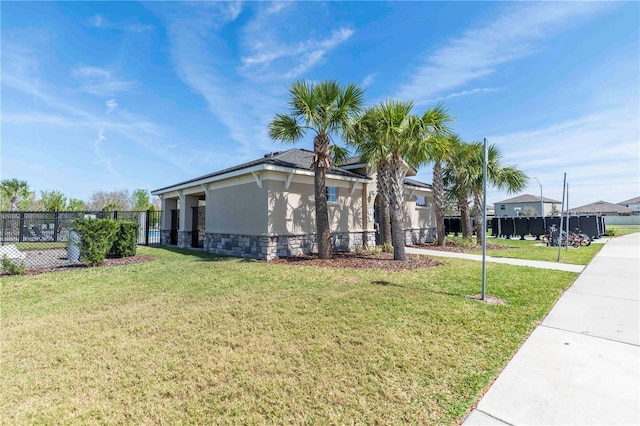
[534,177,544,217]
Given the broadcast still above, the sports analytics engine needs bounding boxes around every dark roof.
[495,194,561,204]
[617,196,640,205]
[153,149,369,193]
[404,178,433,190]
[569,201,636,215]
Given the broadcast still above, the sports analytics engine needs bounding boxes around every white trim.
[285,171,295,189]
[152,163,370,196]
[251,171,263,188]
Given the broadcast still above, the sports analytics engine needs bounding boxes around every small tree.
[0,179,31,211]
[522,206,537,217]
[132,189,151,211]
[550,204,560,216]
[41,190,67,211]
[67,198,86,211]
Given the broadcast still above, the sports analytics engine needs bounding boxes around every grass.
[606,225,640,236]
[483,237,603,265]
[442,235,604,265]
[1,247,579,425]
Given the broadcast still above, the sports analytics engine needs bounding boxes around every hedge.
[70,219,138,266]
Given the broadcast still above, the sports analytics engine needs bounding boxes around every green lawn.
[482,237,603,265]
[2,247,579,425]
[607,225,640,236]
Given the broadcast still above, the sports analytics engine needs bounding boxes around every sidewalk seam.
[473,409,514,425]
[540,324,640,347]
[565,289,640,303]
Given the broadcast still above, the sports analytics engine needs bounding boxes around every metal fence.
[0,210,162,273]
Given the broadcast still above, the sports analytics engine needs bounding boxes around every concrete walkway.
[463,233,640,425]
[405,247,585,273]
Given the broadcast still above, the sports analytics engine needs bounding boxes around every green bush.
[1,255,26,275]
[110,221,138,258]
[71,218,119,266]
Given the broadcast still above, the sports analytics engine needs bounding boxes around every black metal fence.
[490,215,605,240]
[0,210,162,273]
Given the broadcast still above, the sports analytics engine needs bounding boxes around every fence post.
[1,218,6,246]
[113,210,118,220]
[18,212,25,242]
[54,211,60,242]
[145,210,151,246]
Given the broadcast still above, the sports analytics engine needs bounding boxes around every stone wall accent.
[177,230,192,248]
[404,227,436,246]
[203,231,377,261]
[160,230,172,246]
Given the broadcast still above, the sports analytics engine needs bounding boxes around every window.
[326,187,337,202]
[416,195,427,207]
[500,204,506,210]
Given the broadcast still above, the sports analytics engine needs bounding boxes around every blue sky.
[2,1,638,208]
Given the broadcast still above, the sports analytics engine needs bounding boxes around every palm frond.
[268,113,304,143]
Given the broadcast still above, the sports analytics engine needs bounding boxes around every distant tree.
[87,190,131,211]
[550,203,560,216]
[41,190,67,211]
[132,189,151,211]
[67,198,86,212]
[0,179,31,211]
[522,206,537,217]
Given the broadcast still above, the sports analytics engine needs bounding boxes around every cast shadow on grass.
[153,246,236,262]
[371,280,465,298]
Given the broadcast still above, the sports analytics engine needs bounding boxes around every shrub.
[71,218,119,266]
[110,221,138,258]
[1,255,25,275]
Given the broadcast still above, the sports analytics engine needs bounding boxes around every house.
[494,194,561,217]
[617,196,640,211]
[151,148,436,260]
[569,200,640,226]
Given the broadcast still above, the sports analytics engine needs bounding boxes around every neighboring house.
[569,200,640,226]
[617,196,640,211]
[494,194,561,217]
[151,148,436,260]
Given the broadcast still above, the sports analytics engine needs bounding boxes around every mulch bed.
[271,251,443,272]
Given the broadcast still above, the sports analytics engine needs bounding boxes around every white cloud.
[487,105,639,208]
[105,99,118,114]
[361,74,376,88]
[89,14,154,32]
[396,2,609,103]
[420,87,504,105]
[72,66,135,96]
[95,128,106,152]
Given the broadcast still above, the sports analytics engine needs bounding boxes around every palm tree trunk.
[314,134,332,259]
[388,159,407,261]
[473,191,484,247]
[376,161,392,250]
[433,161,445,246]
[378,197,392,249]
[458,195,472,239]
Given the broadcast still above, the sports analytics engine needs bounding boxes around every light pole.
[534,177,544,217]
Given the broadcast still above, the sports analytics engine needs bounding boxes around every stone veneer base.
[160,228,435,260]
[203,231,377,261]
[404,228,437,246]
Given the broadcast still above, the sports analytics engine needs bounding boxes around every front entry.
[191,206,205,248]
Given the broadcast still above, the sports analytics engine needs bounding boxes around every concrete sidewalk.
[463,233,640,425]
[405,247,585,273]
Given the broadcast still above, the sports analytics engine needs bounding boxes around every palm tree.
[348,101,452,260]
[269,80,364,258]
[344,108,393,251]
[0,179,31,211]
[414,106,454,247]
[447,142,528,246]
[443,138,474,240]
[468,142,528,246]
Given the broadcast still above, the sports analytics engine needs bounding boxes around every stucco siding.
[403,191,435,229]
[207,181,268,234]
[266,177,365,235]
